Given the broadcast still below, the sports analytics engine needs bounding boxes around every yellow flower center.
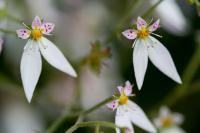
[138,27,149,39]
[119,94,128,105]
[161,117,173,128]
[31,29,42,41]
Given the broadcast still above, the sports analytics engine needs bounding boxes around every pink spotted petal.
[149,19,160,32]
[122,29,137,40]
[107,100,119,110]
[16,29,31,39]
[32,16,42,29]
[124,81,133,96]
[137,16,147,30]
[41,23,55,34]
[117,86,123,94]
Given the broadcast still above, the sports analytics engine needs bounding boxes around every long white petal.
[20,39,42,102]
[38,37,77,77]
[127,101,156,133]
[147,36,182,83]
[115,107,134,133]
[133,39,148,90]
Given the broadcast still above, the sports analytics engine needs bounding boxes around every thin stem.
[65,121,119,133]
[116,0,140,29]
[94,125,100,133]
[46,96,114,133]
[22,22,31,30]
[81,96,114,115]
[142,0,164,18]
[47,1,164,132]
[104,0,140,44]
[46,113,79,133]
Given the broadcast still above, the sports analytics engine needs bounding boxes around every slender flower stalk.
[107,81,156,133]
[16,16,77,102]
[122,17,182,89]
[65,121,120,133]
[150,0,189,36]
[47,96,114,133]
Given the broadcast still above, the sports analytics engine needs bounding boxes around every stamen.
[137,27,149,39]
[132,39,137,48]
[147,18,154,26]
[22,22,31,30]
[129,94,136,97]
[150,32,163,38]
[119,94,128,105]
[162,117,174,128]
[31,29,42,41]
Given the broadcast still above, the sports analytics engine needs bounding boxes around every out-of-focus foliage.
[82,41,111,74]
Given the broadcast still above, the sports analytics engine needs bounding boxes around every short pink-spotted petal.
[137,17,147,30]
[122,29,137,40]
[32,16,42,29]
[149,19,160,32]
[16,29,31,39]
[117,86,123,94]
[107,100,119,111]
[124,81,133,96]
[41,23,55,34]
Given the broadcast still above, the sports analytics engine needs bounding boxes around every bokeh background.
[0,0,200,133]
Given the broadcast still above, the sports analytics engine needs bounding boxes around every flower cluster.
[122,17,182,89]
[16,16,77,102]
[83,41,111,74]
[14,15,186,133]
[107,81,156,133]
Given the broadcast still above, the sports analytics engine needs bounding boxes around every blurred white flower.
[122,17,181,89]
[107,81,156,133]
[16,16,77,102]
[151,0,189,36]
[153,106,185,133]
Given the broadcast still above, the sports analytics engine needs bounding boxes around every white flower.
[107,81,156,133]
[151,0,189,36]
[16,16,77,102]
[153,106,185,133]
[122,17,182,90]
